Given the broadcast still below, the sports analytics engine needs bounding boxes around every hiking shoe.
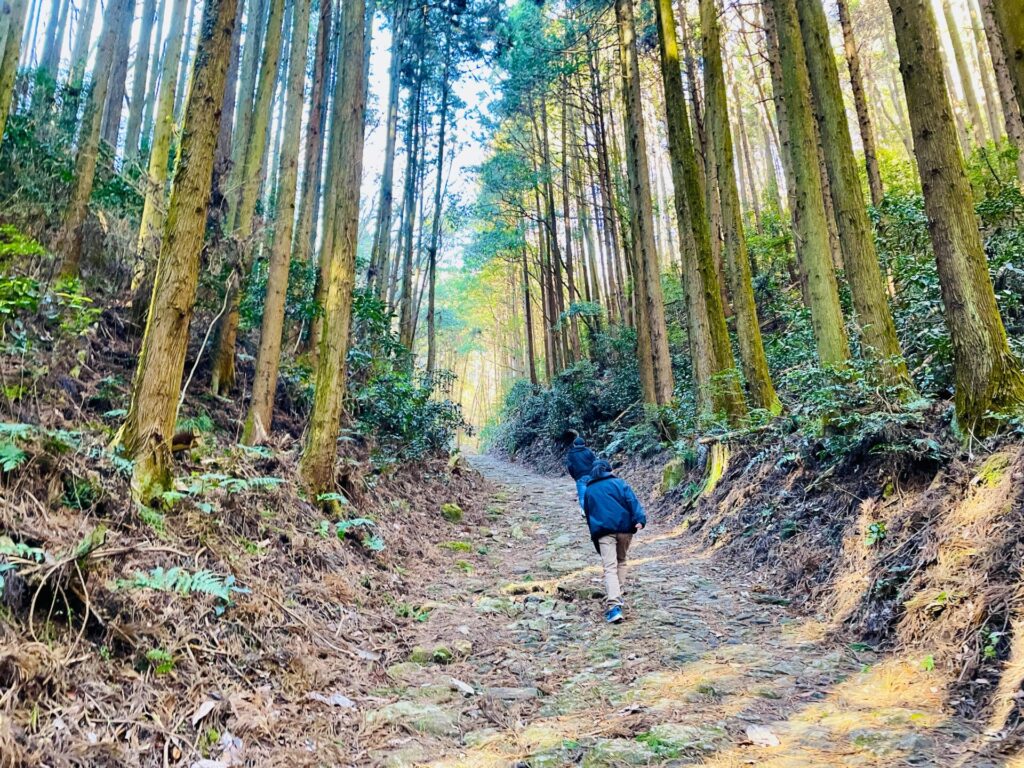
[605,605,624,623]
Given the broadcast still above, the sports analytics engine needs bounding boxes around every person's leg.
[598,534,622,607]
[576,476,589,510]
[615,534,632,598]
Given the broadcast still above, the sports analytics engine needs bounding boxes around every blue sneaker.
[605,605,624,623]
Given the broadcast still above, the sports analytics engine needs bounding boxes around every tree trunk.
[294,0,333,271]
[656,0,745,420]
[0,0,28,142]
[225,0,268,229]
[63,0,98,124]
[967,0,1003,144]
[942,0,987,145]
[101,0,134,147]
[767,0,850,365]
[57,0,128,277]
[174,0,197,120]
[616,0,674,406]
[521,239,538,386]
[124,0,158,158]
[132,0,188,318]
[797,0,909,384]
[978,0,1024,184]
[140,0,168,150]
[210,0,243,229]
[888,0,1024,435]
[426,9,453,376]
[39,0,69,76]
[242,0,311,444]
[368,0,405,294]
[836,0,884,207]
[299,0,367,493]
[988,0,1024,125]
[397,44,425,350]
[209,0,286,396]
[118,0,238,502]
[699,0,780,415]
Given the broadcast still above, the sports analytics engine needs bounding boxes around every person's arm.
[625,485,646,529]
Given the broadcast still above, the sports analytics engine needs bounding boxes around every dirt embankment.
[500,426,1024,745]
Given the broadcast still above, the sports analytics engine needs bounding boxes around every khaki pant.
[598,533,632,607]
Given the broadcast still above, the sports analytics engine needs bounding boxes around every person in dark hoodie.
[583,460,646,623]
[565,436,597,511]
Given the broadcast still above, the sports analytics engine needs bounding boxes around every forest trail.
[365,455,991,767]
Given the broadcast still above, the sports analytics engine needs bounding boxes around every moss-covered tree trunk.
[836,0,884,207]
[242,0,311,444]
[889,0,1024,435]
[615,0,673,406]
[300,0,367,495]
[699,0,781,415]
[209,0,285,396]
[0,0,28,142]
[655,0,744,421]
[123,0,158,158]
[131,0,188,317]
[797,0,909,385]
[768,0,850,366]
[118,0,238,501]
[56,0,126,277]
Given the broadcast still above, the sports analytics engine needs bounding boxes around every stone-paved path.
[364,455,992,767]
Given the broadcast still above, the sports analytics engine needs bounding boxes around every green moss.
[440,503,464,522]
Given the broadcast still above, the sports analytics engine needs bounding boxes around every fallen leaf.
[191,699,219,727]
[307,691,356,708]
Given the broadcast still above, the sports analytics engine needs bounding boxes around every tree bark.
[836,0,884,207]
[699,0,780,415]
[767,0,850,366]
[657,0,745,421]
[988,0,1024,125]
[242,0,311,443]
[132,0,188,317]
[119,0,237,501]
[57,0,127,277]
[0,0,28,142]
[521,239,538,385]
[210,0,286,396]
[101,0,135,146]
[942,0,987,145]
[797,0,909,384]
[616,0,674,406]
[63,0,98,124]
[300,0,367,494]
[889,0,1024,435]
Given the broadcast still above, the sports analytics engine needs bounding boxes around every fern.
[115,566,245,603]
[0,441,26,472]
[0,423,33,439]
[0,537,47,591]
[317,491,350,505]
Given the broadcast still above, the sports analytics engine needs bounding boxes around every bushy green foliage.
[115,566,246,603]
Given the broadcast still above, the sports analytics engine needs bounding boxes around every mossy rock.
[441,503,464,522]
[660,457,688,494]
[366,700,457,735]
[409,640,472,665]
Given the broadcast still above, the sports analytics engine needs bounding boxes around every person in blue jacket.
[583,460,646,623]
[565,436,597,511]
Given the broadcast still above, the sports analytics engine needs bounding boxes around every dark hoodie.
[565,437,597,480]
[583,460,646,550]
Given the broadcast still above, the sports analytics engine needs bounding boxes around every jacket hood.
[589,460,614,481]
[573,437,586,447]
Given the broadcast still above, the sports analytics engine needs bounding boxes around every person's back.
[566,436,597,510]
[582,461,646,623]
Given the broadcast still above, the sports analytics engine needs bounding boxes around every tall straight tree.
[888,0,1024,435]
[132,0,189,317]
[978,0,1024,184]
[654,0,745,421]
[767,0,850,366]
[698,0,781,415]
[63,0,98,123]
[101,0,135,145]
[368,0,407,294]
[243,0,312,444]
[301,0,368,494]
[836,0,884,207]
[796,0,909,385]
[57,0,129,277]
[210,0,286,396]
[118,0,238,501]
[614,0,673,406]
[941,0,987,145]
[124,0,159,158]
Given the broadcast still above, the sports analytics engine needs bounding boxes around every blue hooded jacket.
[583,461,646,550]
[565,437,597,480]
